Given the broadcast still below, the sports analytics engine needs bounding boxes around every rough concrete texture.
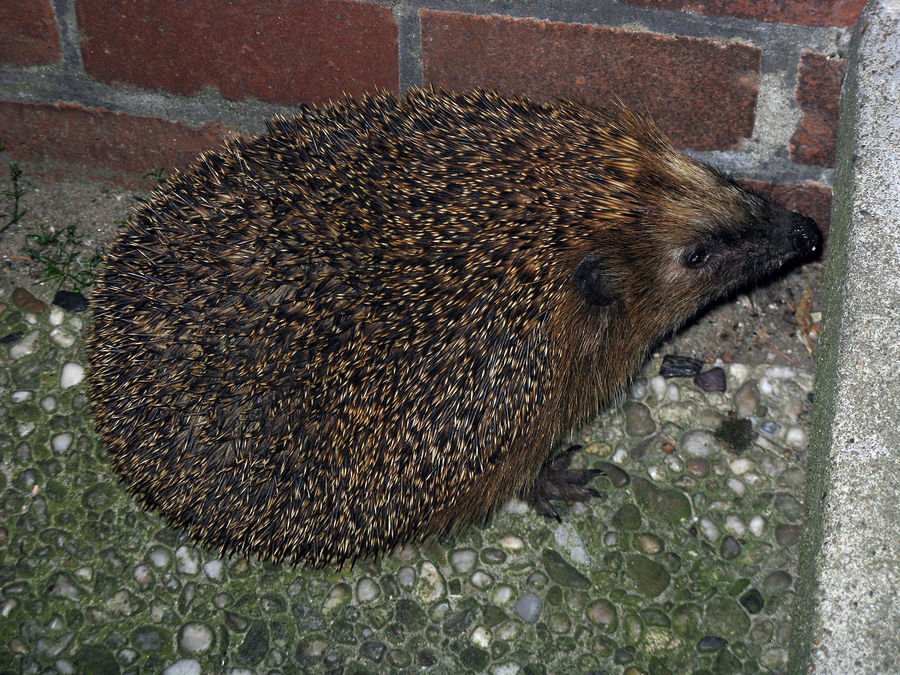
[791,0,900,672]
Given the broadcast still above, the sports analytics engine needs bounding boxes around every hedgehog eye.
[682,246,712,269]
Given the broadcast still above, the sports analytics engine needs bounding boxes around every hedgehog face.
[573,163,821,344]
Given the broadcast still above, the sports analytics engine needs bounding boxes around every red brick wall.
[0,0,862,228]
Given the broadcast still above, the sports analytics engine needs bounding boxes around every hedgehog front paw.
[527,445,606,521]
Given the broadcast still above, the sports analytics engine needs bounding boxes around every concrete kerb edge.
[789,0,900,672]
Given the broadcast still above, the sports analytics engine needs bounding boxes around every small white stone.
[666,383,680,401]
[727,363,749,386]
[765,366,796,380]
[163,659,201,675]
[470,626,491,648]
[491,585,514,605]
[415,562,446,603]
[699,517,720,541]
[50,327,76,348]
[647,465,665,481]
[681,430,719,457]
[68,316,83,330]
[203,560,223,581]
[17,422,35,437]
[52,433,73,453]
[449,549,477,574]
[725,515,746,536]
[729,458,753,475]
[726,478,745,496]
[665,456,683,473]
[492,663,521,675]
[60,363,85,389]
[49,307,65,325]
[9,330,40,359]
[749,515,767,536]
[397,566,416,589]
[356,578,380,602]
[471,571,493,589]
[149,548,171,568]
[175,546,199,574]
[649,375,667,400]
[179,624,213,653]
[41,396,57,412]
[499,535,524,552]
[11,391,32,403]
[25,313,37,324]
[785,426,808,448]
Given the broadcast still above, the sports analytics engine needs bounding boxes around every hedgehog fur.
[87,89,821,565]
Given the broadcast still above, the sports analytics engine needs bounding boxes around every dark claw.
[527,445,607,520]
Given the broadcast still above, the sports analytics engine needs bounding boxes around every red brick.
[0,101,228,177]
[76,0,398,105]
[421,11,760,151]
[790,53,845,167]
[619,0,866,28]
[0,0,61,65]
[740,179,833,238]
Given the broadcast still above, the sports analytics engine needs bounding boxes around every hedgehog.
[87,89,821,566]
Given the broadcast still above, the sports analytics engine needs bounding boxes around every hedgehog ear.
[573,253,619,306]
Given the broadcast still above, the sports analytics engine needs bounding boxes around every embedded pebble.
[52,433,73,453]
[148,548,171,568]
[681,430,719,457]
[733,379,760,418]
[175,546,200,575]
[41,396,57,412]
[499,535,525,552]
[775,493,803,521]
[720,536,742,559]
[749,515,767,537]
[11,391,32,403]
[49,307,65,325]
[397,567,416,589]
[11,287,48,313]
[694,367,726,392]
[515,593,542,623]
[60,363,85,389]
[133,565,152,590]
[727,363,750,387]
[623,401,655,436]
[698,517,720,541]
[415,562,445,603]
[322,583,351,614]
[686,457,709,477]
[763,571,793,591]
[50,327,76,348]
[776,524,803,547]
[356,578,380,602]
[470,626,491,648]
[203,560,223,581]
[449,549,477,574]
[9,330,40,358]
[492,585,514,605]
[471,571,493,589]
[785,426,808,448]
[163,659,201,675]
[726,478,746,496]
[666,383,681,401]
[649,375,668,400]
[725,515,746,536]
[179,624,213,653]
[729,458,753,475]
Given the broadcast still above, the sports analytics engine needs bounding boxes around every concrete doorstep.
[791,0,900,673]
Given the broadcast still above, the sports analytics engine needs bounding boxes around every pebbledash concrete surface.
[790,0,900,673]
[0,5,897,675]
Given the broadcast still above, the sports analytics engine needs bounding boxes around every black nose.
[790,212,823,259]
